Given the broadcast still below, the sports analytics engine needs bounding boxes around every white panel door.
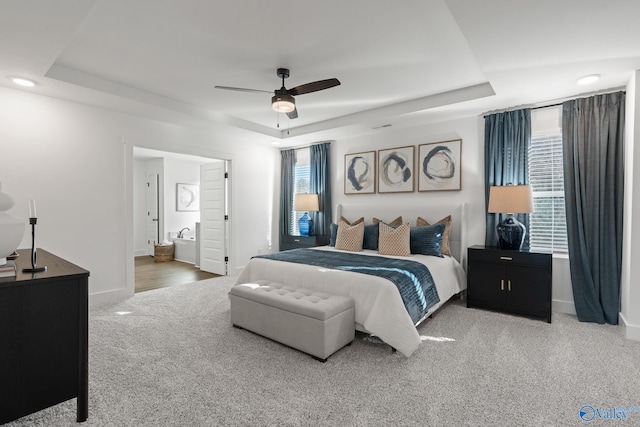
[200,162,226,275]
[146,173,159,255]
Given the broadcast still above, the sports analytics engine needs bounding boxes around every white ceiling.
[2,0,640,146]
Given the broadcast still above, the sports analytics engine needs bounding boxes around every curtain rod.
[482,87,626,117]
[278,141,333,151]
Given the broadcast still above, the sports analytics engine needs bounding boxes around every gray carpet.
[7,276,640,427]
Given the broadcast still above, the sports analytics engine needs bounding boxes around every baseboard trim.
[619,312,640,341]
[89,287,133,306]
[552,299,576,315]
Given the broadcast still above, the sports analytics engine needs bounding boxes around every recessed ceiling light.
[577,74,600,85]
[11,77,36,87]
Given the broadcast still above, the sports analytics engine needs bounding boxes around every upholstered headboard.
[335,202,468,267]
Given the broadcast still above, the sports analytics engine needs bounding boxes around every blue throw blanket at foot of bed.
[255,248,440,324]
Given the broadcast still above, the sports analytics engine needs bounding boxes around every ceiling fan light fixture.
[272,93,295,113]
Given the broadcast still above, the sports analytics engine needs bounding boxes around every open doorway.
[132,147,229,292]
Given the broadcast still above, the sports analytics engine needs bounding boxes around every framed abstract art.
[176,183,200,211]
[377,146,415,193]
[418,139,461,192]
[344,151,376,194]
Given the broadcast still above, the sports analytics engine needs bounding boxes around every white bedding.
[234,246,466,357]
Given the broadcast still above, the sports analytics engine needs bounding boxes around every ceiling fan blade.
[289,78,340,96]
[214,86,272,94]
[286,108,298,120]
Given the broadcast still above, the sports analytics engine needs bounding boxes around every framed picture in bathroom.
[176,183,200,212]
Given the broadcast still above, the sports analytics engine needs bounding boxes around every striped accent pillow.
[417,215,452,256]
[335,220,364,252]
[378,222,410,256]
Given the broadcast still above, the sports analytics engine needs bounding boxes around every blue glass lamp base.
[496,215,526,250]
[298,213,314,237]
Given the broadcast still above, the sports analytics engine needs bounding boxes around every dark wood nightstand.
[467,245,552,323]
[280,235,330,251]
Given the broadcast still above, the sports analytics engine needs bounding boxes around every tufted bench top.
[229,280,354,321]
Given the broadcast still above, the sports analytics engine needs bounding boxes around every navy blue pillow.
[329,223,338,246]
[363,223,379,250]
[409,223,445,257]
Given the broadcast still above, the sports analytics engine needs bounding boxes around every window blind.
[290,148,310,235]
[528,132,568,252]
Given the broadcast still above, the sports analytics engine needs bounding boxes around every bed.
[234,203,468,357]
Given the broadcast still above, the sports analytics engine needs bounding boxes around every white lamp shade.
[294,193,319,212]
[0,182,25,264]
[488,185,533,214]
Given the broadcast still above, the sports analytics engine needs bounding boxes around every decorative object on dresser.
[293,193,319,236]
[0,259,17,278]
[280,234,329,251]
[0,182,25,266]
[23,198,47,273]
[377,146,415,193]
[344,151,376,194]
[0,249,89,424]
[467,245,552,323]
[487,184,533,250]
[418,139,462,192]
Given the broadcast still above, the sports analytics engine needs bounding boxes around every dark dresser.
[0,248,89,424]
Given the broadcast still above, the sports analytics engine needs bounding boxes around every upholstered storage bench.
[229,280,355,362]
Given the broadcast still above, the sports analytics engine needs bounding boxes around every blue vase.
[298,213,314,236]
[496,215,526,250]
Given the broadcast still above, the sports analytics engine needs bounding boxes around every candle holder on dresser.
[22,199,46,273]
[22,217,46,273]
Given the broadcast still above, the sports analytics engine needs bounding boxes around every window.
[528,106,568,252]
[290,147,310,235]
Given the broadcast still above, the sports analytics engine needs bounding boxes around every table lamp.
[488,185,533,250]
[294,193,319,237]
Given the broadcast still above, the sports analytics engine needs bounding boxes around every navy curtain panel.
[310,142,332,236]
[484,109,531,246]
[280,148,296,235]
[562,91,625,324]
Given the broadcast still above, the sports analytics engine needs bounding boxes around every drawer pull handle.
[500,256,513,261]
[501,279,504,291]
[508,280,511,291]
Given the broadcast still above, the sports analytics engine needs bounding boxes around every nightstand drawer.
[280,235,329,251]
[468,245,551,268]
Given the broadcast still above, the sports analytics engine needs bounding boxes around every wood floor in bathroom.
[135,256,220,293]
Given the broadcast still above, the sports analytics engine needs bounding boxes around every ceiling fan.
[215,68,340,119]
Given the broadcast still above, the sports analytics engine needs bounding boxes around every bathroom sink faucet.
[177,227,190,238]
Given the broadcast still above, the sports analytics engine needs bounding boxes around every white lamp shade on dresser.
[0,182,25,264]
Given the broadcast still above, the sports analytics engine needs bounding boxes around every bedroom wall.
[621,70,640,340]
[330,115,576,315]
[0,85,277,304]
[331,116,486,247]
